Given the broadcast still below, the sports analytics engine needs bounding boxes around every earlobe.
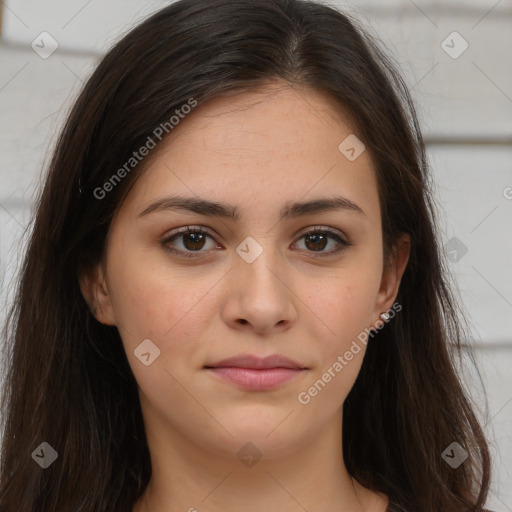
[78,264,116,326]
[374,234,411,321]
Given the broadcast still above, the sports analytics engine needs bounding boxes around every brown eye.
[304,232,329,251]
[294,227,352,256]
[162,227,218,257]
[181,232,207,251]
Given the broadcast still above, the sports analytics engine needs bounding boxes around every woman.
[0,0,491,510]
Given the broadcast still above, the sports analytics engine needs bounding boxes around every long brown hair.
[0,1,490,510]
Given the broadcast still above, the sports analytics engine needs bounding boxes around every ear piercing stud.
[380,312,390,321]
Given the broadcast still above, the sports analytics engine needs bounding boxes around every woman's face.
[83,81,409,462]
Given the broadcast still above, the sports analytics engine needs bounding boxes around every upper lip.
[205,354,306,370]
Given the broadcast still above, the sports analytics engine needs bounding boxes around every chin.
[205,419,307,462]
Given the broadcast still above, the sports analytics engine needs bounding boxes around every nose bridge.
[222,233,298,332]
[234,234,287,297]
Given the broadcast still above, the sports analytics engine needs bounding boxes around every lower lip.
[206,367,305,391]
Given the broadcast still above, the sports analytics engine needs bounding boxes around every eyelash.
[161,225,352,259]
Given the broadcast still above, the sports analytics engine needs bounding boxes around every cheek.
[292,280,375,424]
[296,260,381,403]
[108,269,172,341]
[106,255,221,368]
[304,267,380,345]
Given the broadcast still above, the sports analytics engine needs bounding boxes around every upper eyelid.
[295,225,347,239]
[164,224,347,242]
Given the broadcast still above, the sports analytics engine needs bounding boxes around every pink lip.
[207,367,305,391]
[205,354,307,391]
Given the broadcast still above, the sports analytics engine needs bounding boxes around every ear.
[372,233,410,322]
[78,263,116,326]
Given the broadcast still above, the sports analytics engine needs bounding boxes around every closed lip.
[204,354,307,370]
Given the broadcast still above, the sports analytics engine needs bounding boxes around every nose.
[220,245,298,336]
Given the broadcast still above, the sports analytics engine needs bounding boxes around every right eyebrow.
[138,195,240,219]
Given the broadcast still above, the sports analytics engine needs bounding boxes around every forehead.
[119,81,380,225]
[161,81,358,160]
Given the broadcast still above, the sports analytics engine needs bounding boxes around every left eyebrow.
[138,194,366,220]
[281,196,366,219]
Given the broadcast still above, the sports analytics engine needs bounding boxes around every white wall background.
[0,0,511,510]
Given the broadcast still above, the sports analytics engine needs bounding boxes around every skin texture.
[80,80,410,512]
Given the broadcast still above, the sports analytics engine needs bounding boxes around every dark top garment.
[386,503,405,512]
[386,502,493,512]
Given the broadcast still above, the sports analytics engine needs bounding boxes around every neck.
[132,410,387,512]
